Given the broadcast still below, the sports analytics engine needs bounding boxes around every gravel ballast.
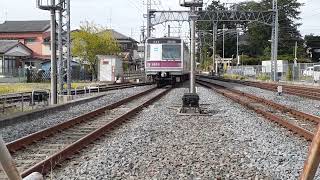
[0,85,154,143]
[50,85,313,179]
[204,79,320,117]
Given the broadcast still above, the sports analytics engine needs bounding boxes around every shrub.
[257,74,270,81]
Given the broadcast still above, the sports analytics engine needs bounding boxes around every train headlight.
[161,72,166,77]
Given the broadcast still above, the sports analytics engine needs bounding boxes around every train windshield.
[162,44,181,60]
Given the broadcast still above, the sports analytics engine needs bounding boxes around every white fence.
[225,63,320,84]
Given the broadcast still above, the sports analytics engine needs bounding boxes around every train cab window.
[162,45,181,60]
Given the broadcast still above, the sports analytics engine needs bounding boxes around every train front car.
[145,37,190,87]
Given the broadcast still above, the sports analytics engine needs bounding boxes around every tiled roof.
[0,20,50,33]
[0,40,19,53]
[106,29,138,43]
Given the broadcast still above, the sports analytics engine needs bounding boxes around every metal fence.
[0,68,92,83]
[224,63,320,85]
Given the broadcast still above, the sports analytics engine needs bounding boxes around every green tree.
[240,0,304,59]
[199,0,305,66]
[71,21,120,79]
[305,35,320,62]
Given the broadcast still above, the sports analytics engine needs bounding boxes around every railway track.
[0,85,170,179]
[0,82,152,105]
[196,78,320,141]
[198,75,320,101]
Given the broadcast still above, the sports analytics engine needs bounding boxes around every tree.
[198,0,305,67]
[305,35,320,62]
[240,0,304,59]
[71,21,120,79]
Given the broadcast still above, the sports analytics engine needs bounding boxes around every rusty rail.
[20,87,171,177]
[198,75,320,101]
[196,78,318,141]
[2,86,171,178]
[198,77,320,179]
[7,87,157,153]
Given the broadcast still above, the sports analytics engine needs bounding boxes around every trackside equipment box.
[97,55,123,82]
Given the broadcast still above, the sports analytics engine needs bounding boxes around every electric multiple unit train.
[145,37,190,86]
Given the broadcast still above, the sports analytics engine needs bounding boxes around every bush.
[223,74,246,80]
[257,74,270,81]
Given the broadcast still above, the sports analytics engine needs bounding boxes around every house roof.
[0,40,19,53]
[0,20,50,33]
[106,29,138,43]
[0,40,32,56]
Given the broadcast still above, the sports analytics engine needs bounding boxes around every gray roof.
[0,20,50,33]
[106,29,138,43]
[0,40,19,53]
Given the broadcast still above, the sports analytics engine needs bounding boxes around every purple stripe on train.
[146,61,182,68]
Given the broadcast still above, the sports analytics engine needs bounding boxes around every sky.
[0,0,319,41]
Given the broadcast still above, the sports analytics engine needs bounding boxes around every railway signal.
[180,0,203,114]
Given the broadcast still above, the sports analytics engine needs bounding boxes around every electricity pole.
[271,0,279,81]
[293,41,298,81]
[58,2,63,94]
[37,0,59,104]
[57,0,71,95]
[212,23,217,75]
[222,24,225,68]
[190,6,196,94]
[50,4,57,104]
[236,26,240,66]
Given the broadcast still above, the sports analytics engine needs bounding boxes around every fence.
[123,70,146,82]
[224,63,320,85]
[0,68,92,83]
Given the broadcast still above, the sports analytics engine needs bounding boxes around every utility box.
[97,55,123,82]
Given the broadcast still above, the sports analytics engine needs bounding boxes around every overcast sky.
[0,0,319,41]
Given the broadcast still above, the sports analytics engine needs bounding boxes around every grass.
[223,74,246,80]
[0,82,100,95]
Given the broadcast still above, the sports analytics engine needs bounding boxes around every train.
[145,37,190,86]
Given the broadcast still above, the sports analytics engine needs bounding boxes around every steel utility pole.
[37,0,63,104]
[236,25,240,66]
[190,6,196,94]
[271,0,279,81]
[58,1,63,94]
[144,0,155,39]
[57,0,71,95]
[50,1,57,104]
[222,24,225,68]
[212,23,217,75]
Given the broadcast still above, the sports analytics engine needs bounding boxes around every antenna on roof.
[107,7,112,29]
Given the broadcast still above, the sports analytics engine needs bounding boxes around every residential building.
[106,29,139,71]
[0,40,32,76]
[0,20,51,70]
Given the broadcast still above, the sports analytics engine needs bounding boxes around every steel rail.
[19,86,171,177]
[6,86,157,153]
[196,79,317,141]
[198,75,320,101]
[2,86,170,178]
[0,82,152,105]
